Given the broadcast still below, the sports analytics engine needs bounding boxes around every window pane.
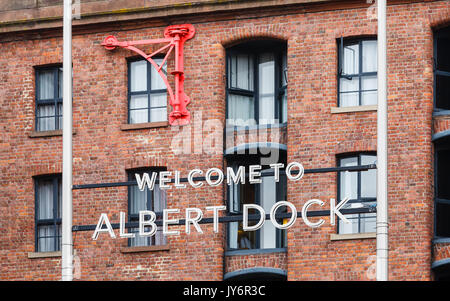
[339,157,358,200]
[340,77,359,92]
[150,93,167,108]
[259,53,275,124]
[362,75,377,91]
[153,185,166,212]
[229,54,254,91]
[38,225,55,252]
[229,164,241,213]
[227,94,255,126]
[436,202,450,237]
[282,93,287,123]
[362,40,377,73]
[58,68,63,98]
[38,179,54,220]
[237,221,257,249]
[228,172,257,249]
[228,222,238,249]
[361,155,377,198]
[150,108,167,122]
[130,109,148,124]
[37,105,56,131]
[437,149,450,200]
[340,77,360,107]
[56,224,61,251]
[437,36,450,72]
[343,43,359,75]
[361,91,377,106]
[278,173,287,202]
[57,103,63,130]
[150,91,167,122]
[57,178,62,219]
[340,92,359,107]
[259,96,275,125]
[338,213,359,234]
[360,213,377,233]
[38,104,55,117]
[130,185,148,215]
[130,60,147,92]
[151,58,166,90]
[260,174,277,249]
[129,227,151,247]
[38,117,55,131]
[130,94,148,109]
[154,227,166,246]
[39,70,55,100]
[361,75,377,105]
[229,182,240,214]
[436,74,450,110]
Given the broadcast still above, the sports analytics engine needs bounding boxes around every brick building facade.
[0,0,450,280]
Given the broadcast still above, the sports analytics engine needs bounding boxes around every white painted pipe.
[376,0,389,281]
[61,0,73,281]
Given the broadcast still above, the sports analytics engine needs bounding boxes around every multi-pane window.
[35,175,61,252]
[435,138,450,238]
[226,41,287,126]
[338,38,377,107]
[128,170,166,247]
[337,153,377,234]
[35,66,63,131]
[434,27,450,111]
[128,58,167,124]
[227,156,287,250]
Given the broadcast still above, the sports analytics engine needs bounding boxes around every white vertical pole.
[62,0,73,281]
[376,0,388,281]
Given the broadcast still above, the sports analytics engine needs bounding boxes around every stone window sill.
[28,251,61,259]
[330,105,377,114]
[330,232,376,241]
[28,129,76,138]
[120,245,170,253]
[120,121,169,131]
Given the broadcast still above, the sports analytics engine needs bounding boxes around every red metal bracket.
[101,24,195,126]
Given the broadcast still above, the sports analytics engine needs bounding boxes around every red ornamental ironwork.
[101,24,195,126]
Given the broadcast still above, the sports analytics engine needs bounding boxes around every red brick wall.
[1,0,450,280]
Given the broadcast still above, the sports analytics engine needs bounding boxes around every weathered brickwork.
[0,0,449,280]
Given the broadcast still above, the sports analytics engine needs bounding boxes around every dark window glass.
[36,67,63,131]
[128,59,167,124]
[436,73,450,110]
[128,170,166,247]
[437,35,450,72]
[435,28,450,110]
[35,175,61,252]
[437,149,450,200]
[226,42,287,126]
[227,156,287,250]
[337,153,377,234]
[435,140,450,238]
[338,39,377,107]
[436,203,450,238]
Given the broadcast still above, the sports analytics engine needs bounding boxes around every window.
[35,175,61,252]
[338,38,377,107]
[35,66,63,131]
[435,138,450,238]
[128,58,167,124]
[434,27,450,111]
[227,155,287,250]
[226,41,287,126]
[337,153,377,234]
[128,170,166,247]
